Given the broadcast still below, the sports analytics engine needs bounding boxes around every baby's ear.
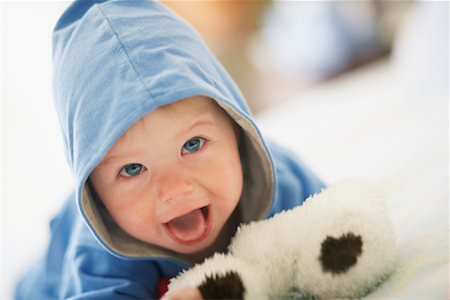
[198,271,245,300]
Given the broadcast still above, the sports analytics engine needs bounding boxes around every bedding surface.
[257,58,449,298]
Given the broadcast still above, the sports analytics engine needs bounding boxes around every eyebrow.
[98,151,144,167]
[99,118,214,166]
[177,117,214,139]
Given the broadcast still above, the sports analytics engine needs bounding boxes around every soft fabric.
[14,0,324,299]
[168,178,396,299]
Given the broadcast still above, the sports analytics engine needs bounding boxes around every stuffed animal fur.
[168,178,396,299]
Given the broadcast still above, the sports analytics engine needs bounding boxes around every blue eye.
[119,163,145,177]
[182,137,205,154]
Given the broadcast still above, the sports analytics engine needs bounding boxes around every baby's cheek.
[217,166,243,212]
[225,159,244,195]
[112,200,157,238]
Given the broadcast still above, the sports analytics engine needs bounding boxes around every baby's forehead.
[156,95,225,116]
[139,96,230,125]
[114,96,232,144]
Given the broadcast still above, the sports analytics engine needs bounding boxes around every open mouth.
[164,206,211,245]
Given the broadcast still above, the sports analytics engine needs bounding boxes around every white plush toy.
[168,178,396,299]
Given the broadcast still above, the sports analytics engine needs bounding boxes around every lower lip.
[164,206,212,246]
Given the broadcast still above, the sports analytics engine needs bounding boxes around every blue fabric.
[15,0,324,298]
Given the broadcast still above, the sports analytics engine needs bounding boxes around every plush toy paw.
[197,271,245,299]
[169,253,269,299]
[168,178,396,299]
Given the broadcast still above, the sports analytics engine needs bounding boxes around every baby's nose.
[157,173,194,203]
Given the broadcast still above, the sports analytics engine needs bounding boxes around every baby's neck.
[185,208,241,264]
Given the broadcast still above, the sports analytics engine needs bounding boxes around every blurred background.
[2,1,448,299]
[163,0,412,113]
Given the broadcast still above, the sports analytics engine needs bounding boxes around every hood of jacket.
[52,0,275,261]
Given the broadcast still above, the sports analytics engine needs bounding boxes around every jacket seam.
[95,4,156,101]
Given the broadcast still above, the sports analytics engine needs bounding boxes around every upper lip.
[161,204,209,224]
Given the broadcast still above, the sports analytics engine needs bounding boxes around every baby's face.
[90,96,243,254]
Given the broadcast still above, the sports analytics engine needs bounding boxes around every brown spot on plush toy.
[320,232,363,274]
[198,271,245,300]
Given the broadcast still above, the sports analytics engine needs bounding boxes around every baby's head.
[90,96,243,254]
[53,0,274,260]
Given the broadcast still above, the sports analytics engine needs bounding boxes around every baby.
[15,1,324,299]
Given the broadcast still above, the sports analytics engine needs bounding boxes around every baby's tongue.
[166,209,205,242]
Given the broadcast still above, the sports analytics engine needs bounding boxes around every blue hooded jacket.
[15,1,324,299]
